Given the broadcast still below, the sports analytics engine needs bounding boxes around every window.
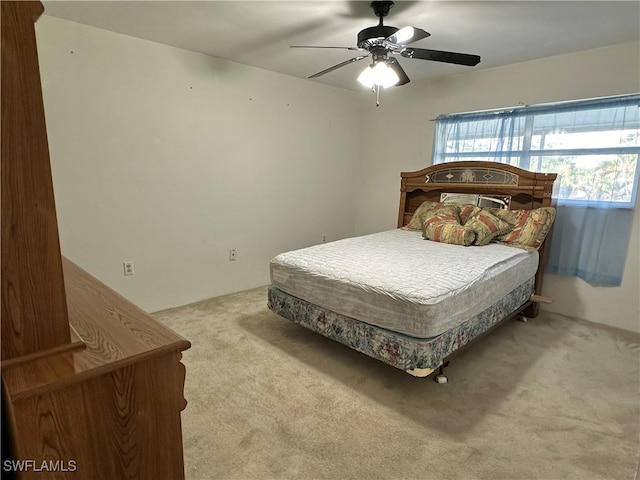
[433,94,640,208]
[432,94,639,286]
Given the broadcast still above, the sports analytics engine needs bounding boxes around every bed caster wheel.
[519,315,528,323]
[435,374,448,384]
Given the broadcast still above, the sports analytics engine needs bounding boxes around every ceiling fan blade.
[401,48,480,66]
[386,26,430,46]
[387,58,410,86]
[290,45,364,51]
[308,54,370,79]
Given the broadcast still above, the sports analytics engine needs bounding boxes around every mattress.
[270,229,538,338]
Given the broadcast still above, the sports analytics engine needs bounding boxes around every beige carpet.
[153,287,640,480]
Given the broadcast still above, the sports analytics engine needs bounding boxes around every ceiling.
[41,1,640,91]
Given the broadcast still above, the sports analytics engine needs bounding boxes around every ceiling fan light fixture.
[357,61,399,89]
[294,0,480,92]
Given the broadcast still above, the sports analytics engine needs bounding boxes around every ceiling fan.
[291,1,481,99]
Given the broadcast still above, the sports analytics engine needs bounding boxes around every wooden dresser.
[1,2,191,479]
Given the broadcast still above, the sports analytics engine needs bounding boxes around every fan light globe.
[356,65,375,88]
[357,62,399,89]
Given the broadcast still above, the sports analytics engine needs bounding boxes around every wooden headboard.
[398,161,558,316]
[398,161,557,227]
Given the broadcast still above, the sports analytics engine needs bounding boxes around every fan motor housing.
[357,25,398,48]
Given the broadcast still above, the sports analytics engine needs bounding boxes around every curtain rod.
[429,102,526,121]
[429,92,640,122]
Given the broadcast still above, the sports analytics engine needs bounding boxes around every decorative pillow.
[465,210,513,246]
[456,204,483,224]
[421,204,460,233]
[488,208,525,225]
[424,221,476,246]
[494,207,556,251]
[403,201,442,230]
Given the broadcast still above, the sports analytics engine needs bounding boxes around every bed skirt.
[267,277,535,377]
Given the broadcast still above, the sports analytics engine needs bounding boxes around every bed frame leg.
[434,361,450,384]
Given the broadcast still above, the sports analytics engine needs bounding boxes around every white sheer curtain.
[433,94,640,286]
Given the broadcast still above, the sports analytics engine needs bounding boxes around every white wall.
[356,41,640,332]
[36,16,360,313]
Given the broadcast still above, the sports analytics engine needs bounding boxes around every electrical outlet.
[123,261,134,276]
[229,249,237,261]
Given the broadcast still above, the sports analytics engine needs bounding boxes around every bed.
[267,161,558,380]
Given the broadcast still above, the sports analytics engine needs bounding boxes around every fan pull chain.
[375,85,381,107]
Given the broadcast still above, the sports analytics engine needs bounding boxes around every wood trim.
[404,183,548,192]
[0,332,85,371]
